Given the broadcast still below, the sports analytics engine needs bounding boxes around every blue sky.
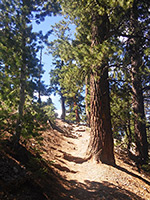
[32,15,63,115]
[32,15,63,84]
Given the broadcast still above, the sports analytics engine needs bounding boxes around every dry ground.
[0,119,150,199]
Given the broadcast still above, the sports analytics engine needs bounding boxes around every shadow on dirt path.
[0,145,146,200]
[114,165,150,186]
[0,119,150,200]
[61,179,146,200]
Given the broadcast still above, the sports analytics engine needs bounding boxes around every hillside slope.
[0,119,150,199]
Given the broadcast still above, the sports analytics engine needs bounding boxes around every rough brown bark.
[86,12,115,165]
[87,66,115,165]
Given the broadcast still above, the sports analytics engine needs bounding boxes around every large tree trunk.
[87,66,115,165]
[87,12,115,165]
[130,0,148,164]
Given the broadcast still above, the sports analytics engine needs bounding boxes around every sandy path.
[41,119,150,200]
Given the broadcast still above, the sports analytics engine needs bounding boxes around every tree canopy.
[0,0,149,165]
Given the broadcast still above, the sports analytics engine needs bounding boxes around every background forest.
[0,0,150,166]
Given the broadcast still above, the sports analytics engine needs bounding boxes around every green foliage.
[0,94,54,141]
[0,0,60,144]
[49,60,64,95]
[111,82,133,139]
[60,64,84,96]
[48,20,86,122]
[0,0,149,165]
[42,98,57,122]
[141,163,150,172]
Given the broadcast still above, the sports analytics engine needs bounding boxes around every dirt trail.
[40,119,150,200]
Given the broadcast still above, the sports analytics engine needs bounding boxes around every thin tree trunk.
[127,121,132,152]
[130,0,148,164]
[85,75,90,126]
[131,63,148,163]
[60,93,66,120]
[73,96,80,123]
[125,120,132,153]
[38,47,43,104]
[12,4,27,146]
[13,62,26,146]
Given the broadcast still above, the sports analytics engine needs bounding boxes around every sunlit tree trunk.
[88,66,115,165]
[87,13,115,165]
